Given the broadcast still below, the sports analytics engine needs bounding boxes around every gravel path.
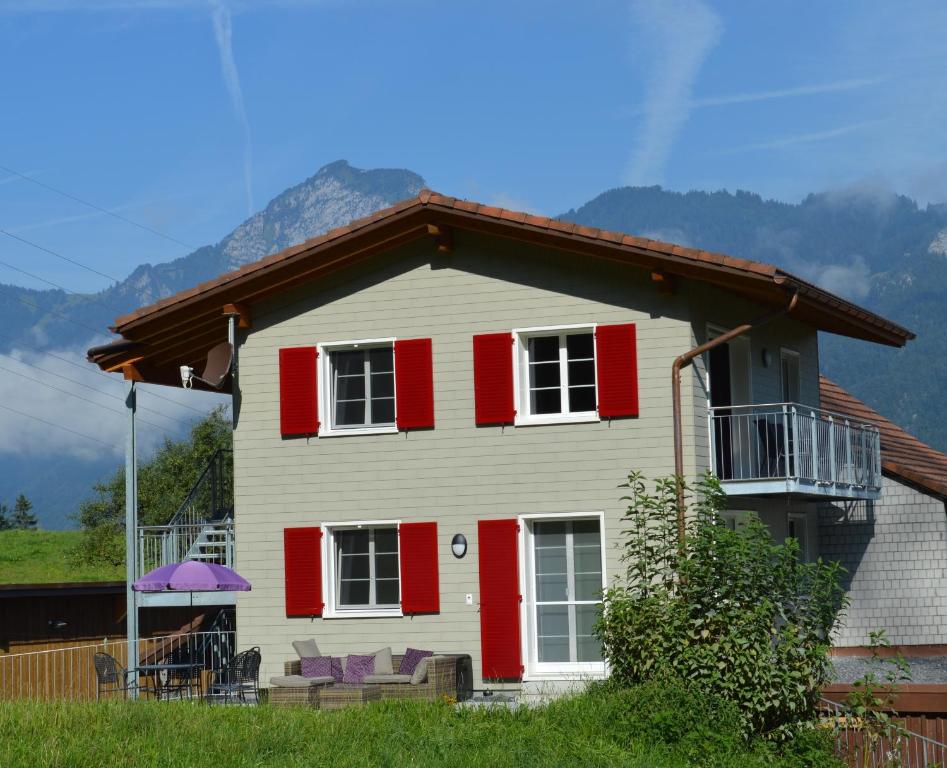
[831,656,947,684]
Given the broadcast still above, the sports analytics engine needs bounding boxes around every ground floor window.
[323,523,401,616]
[524,515,605,675]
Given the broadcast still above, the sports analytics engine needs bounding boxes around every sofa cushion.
[292,638,321,659]
[400,648,433,676]
[342,654,375,684]
[362,673,412,684]
[409,656,431,685]
[270,674,333,688]
[300,656,343,681]
[372,647,394,675]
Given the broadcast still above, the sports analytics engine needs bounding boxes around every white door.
[728,336,753,478]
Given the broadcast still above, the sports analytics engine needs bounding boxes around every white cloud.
[0,344,224,461]
[809,256,873,301]
[720,120,884,154]
[624,0,723,186]
[691,77,885,110]
[210,0,254,218]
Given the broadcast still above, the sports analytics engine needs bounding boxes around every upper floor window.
[515,326,597,425]
[329,345,395,429]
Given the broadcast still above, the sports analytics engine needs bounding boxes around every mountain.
[562,187,947,453]
[1,162,945,530]
[0,160,425,529]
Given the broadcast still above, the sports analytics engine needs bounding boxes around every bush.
[596,473,847,739]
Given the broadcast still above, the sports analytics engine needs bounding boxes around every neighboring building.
[88,190,915,694]
[818,376,947,650]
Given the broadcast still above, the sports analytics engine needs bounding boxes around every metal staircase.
[136,449,236,606]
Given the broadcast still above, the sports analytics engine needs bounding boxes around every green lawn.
[0,686,841,768]
[0,530,123,584]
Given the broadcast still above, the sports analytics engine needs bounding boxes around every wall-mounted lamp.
[761,349,773,368]
[451,534,467,559]
[48,619,68,631]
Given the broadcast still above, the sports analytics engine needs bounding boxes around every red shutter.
[279,347,319,436]
[394,338,435,430]
[399,522,440,614]
[472,332,515,425]
[284,527,323,617]
[595,323,639,418]
[478,519,522,680]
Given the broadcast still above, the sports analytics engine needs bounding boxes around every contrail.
[210,0,253,216]
[625,0,723,186]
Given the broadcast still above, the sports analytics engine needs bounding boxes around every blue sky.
[2,0,946,293]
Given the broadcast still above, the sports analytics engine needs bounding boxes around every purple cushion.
[301,656,343,682]
[342,654,375,684]
[400,648,433,676]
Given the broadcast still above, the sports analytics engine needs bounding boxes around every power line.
[2,292,111,337]
[0,163,194,251]
[0,350,194,429]
[0,361,176,435]
[0,334,209,415]
[0,227,121,284]
[0,402,114,449]
[0,256,125,316]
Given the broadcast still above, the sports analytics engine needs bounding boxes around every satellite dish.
[191,342,233,389]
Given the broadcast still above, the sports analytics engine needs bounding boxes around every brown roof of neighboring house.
[88,190,914,388]
[820,376,947,500]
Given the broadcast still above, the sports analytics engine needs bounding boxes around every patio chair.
[159,646,203,700]
[207,647,261,705]
[93,652,138,701]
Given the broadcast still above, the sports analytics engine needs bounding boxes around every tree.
[11,494,37,530]
[0,503,10,531]
[596,472,847,739]
[73,406,232,566]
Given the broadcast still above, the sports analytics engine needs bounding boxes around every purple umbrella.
[133,561,251,593]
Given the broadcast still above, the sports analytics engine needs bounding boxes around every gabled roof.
[88,190,914,388]
[820,376,947,500]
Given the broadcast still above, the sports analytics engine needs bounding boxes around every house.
[88,190,916,694]
[818,376,947,651]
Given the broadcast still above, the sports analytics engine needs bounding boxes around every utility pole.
[124,379,139,698]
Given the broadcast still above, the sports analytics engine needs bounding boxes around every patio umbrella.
[133,560,251,593]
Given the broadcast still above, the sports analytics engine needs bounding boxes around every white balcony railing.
[710,402,882,500]
[136,521,235,580]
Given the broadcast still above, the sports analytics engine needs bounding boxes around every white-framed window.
[780,348,800,404]
[720,509,750,531]
[520,512,606,679]
[787,512,810,561]
[318,338,398,436]
[322,521,402,618]
[513,325,599,426]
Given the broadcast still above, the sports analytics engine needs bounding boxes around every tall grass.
[0,530,123,584]
[0,682,841,768]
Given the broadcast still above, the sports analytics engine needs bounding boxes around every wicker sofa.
[271,653,466,708]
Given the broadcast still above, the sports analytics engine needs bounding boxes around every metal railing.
[710,402,881,492]
[136,521,235,579]
[819,697,947,767]
[166,448,233,530]
[0,630,236,702]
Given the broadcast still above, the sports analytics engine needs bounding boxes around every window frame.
[317,338,399,437]
[787,511,810,562]
[779,347,801,404]
[321,520,403,618]
[512,324,600,427]
[518,511,607,680]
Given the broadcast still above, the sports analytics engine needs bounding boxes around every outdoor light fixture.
[761,348,772,368]
[451,534,467,559]
[48,619,68,631]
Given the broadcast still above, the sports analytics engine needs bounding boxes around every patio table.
[135,662,203,700]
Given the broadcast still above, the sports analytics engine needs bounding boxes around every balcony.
[710,403,881,501]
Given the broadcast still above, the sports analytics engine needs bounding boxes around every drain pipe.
[671,290,799,551]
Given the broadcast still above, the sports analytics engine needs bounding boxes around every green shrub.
[596,473,847,739]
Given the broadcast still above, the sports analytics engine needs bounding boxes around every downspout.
[671,290,799,552]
